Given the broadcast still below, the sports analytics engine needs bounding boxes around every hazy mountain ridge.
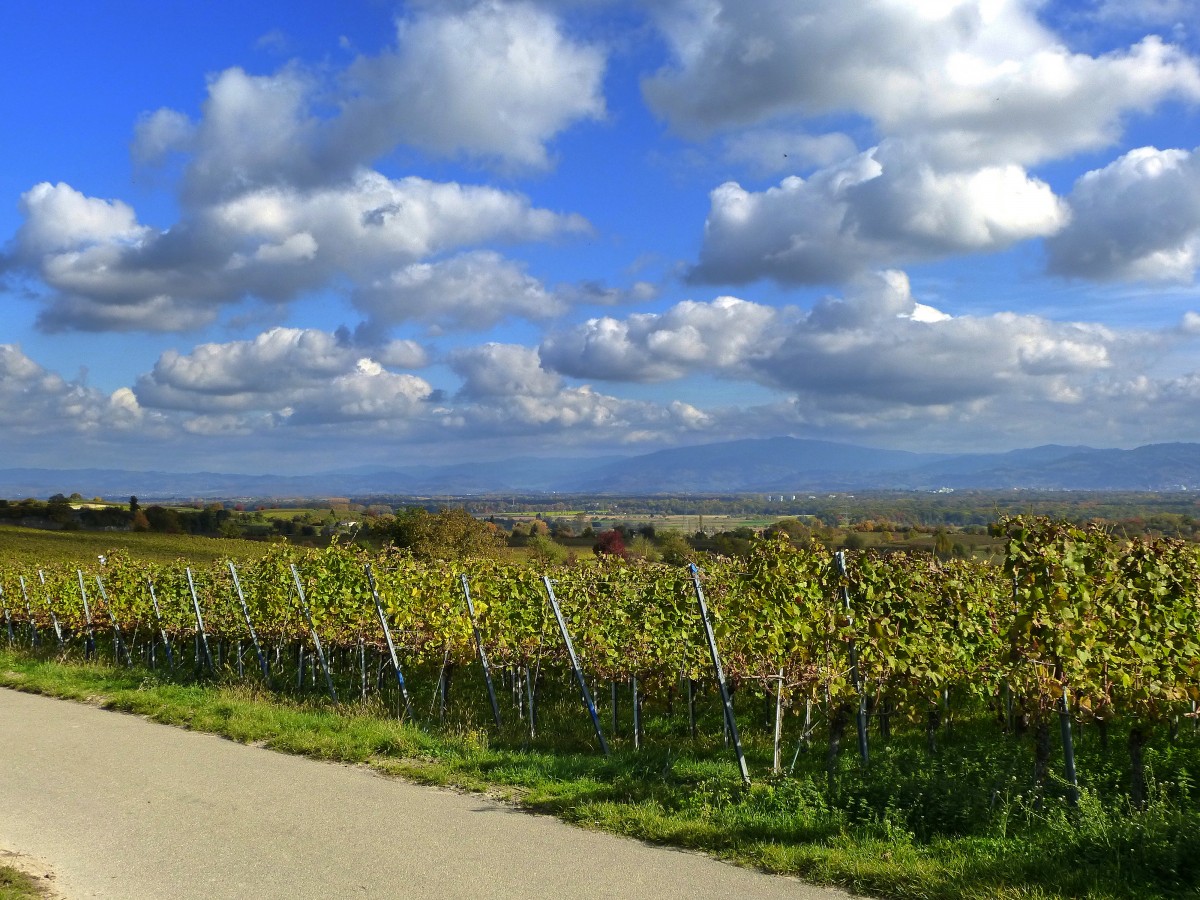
[3,440,1200,500]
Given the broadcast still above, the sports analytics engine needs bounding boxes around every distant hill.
[3,439,1200,499]
[563,437,947,493]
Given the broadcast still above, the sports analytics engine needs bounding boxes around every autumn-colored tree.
[593,529,628,559]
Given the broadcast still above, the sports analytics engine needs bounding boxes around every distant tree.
[764,517,812,547]
[843,531,867,551]
[144,505,183,534]
[934,528,953,558]
[655,530,696,566]
[527,534,568,566]
[129,496,139,514]
[46,494,75,527]
[627,534,660,561]
[375,507,504,560]
[593,529,628,559]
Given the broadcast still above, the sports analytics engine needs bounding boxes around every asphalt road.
[0,688,857,899]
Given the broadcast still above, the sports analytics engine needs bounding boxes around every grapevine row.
[3,518,1198,790]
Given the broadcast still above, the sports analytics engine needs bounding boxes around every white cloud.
[541,295,777,381]
[449,343,563,398]
[1047,145,1200,282]
[129,331,723,450]
[17,183,147,255]
[0,344,148,436]
[12,3,602,336]
[13,173,587,333]
[134,328,433,422]
[722,129,859,175]
[337,1,606,169]
[173,66,328,202]
[132,108,195,166]
[540,271,1136,411]
[644,0,1200,167]
[690,143,1067,284]
[132,3,605,192]
[209,172,588,270]
[353,250,565,332]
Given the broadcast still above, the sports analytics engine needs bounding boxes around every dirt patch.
[0,849,65,899]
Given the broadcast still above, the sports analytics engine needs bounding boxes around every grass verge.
[0,863,50,900]
[2,650,1195,900]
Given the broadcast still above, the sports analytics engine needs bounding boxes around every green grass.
[0,864,47,900]
[0,524,271,568]
[253,507,330,521]
[3,648,1198,899]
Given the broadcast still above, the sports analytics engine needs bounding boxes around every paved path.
[0,689,857,899]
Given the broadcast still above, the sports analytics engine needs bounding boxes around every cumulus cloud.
[690,143,1067,284]
[9,2,604,336]
[0,344,148,435]
[336,1,606,169]
[541,271,1138,411]
[644,0,1200,167]
[132,2,605,196]
[134,328,432,423]
[436,342,712,440]
[450,343,563,398]
[14,173,586,332]
[541,295,777,381]
[722,129,859,175]
[353,251,565,333]
[16,182,147,255]
[1046,145,1200,282]
[127,331,719,449]
[132,108,195,167]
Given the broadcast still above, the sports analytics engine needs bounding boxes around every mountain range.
[3,439,1200,500]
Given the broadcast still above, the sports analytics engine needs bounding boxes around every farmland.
[3,517,1200,897]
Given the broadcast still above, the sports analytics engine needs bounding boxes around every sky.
[3,0,1200,475]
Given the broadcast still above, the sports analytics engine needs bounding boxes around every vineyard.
[3,516,1198,804]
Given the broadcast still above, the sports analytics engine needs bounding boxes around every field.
[0,525,270,568]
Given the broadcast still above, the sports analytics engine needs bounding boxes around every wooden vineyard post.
[289,565,337,703]
[228,563,271,686]
[93,577,131,666]
[836,552,870,768]
[460,575,502,730]
[364,564,412,720]
[146,580,175,670]
[542,576,609,757]
[74,571,97,659]
[185,568,215,674]
[689,564,751,786]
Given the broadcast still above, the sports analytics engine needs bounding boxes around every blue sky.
[3,0,1200,475]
